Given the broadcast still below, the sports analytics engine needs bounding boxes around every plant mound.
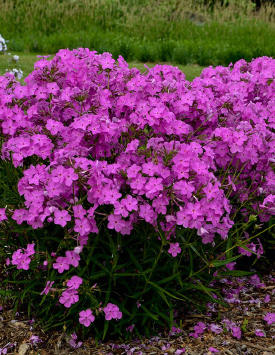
[0,49,275,340]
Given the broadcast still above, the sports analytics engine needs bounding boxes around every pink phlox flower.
[231,326,241,339]
[209,324,223,334]
[67,276,83,289]
[107,214,125,233]
[0,208,7,222]
[46,119,64,135]
[264,294,271,303]
[73,205,86,219]
[194,322,207,334]
[59,289,79,308]
[24,243,36,256]
[126,324,135,332]
[175,349,185,354]
[225,262,236,270]
[114,200,129,218]
[121,195,138,212]
[53,256,70,273]
[264,312,275,324]
[68,332,83,348]
[11,249,31,270]
[79,309,95,327]
[142,161,159,176]
[54,209,71,227]
[129,173,147,191]
[29,335,41,345]
[249,274,265,288]
[74,218,91,236]
[145,177,163,197]
[139,203,157,223]
[64,167,78,186]
[46,82,59,95]
[12,209,28,225]
[127,164,141,178]
[167,242,181,257]
[103,303,122,321]
[40,281,54,295]
[255,329,265,337]
[100,54,115,70]
[65,250,81,267]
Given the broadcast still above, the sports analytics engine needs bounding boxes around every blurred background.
[0,0,274,80]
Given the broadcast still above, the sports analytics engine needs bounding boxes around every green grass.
[0,0,274,66]
[0,52,205,82]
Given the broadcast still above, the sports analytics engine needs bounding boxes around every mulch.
[1,270,275,355]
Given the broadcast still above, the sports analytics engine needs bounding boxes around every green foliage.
[0,0,274,66]
[0,141,275,340]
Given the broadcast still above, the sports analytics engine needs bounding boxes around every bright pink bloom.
[79,309,95,327]
[103,303,122,321]
[168,243,181,257]
[264,313,275,325]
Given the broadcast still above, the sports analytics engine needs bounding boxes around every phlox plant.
[0,48,275,340]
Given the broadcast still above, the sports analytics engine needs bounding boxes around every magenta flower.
[54,210,71,227]
[264,312,275,325]
[74,218,91,236]
[59,289,79,308]
[126,324,135,332]
[73,205,86,219]
[264,294,271,303]
[107,214,125,233]
[255,329,265,337]
[209,324,223,334]
[231,326,241,339]
[40,281,54,295]
[24,243,36,256]
[53,256,70,273]
[67,276,83,289]
[0,208,7,222]
[79,309,95,327]
[65,250,80,267]
[167,243,181,257]
[103,303,122,321]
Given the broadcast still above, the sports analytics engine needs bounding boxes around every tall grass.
[0,0,275,66]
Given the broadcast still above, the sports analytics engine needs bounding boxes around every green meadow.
[0,0,275,67]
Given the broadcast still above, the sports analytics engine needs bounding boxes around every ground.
[1,270,275,355]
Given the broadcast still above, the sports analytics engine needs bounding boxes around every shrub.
[0,49,275,340]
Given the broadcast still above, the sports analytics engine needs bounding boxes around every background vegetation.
[0,0,275,67]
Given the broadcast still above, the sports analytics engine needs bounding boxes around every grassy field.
[0,52,205,82]
[0,0,275,67]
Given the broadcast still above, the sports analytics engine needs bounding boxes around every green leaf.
[219,270,254,277]
[156,272,181,285]
[212,255,241,267]
[125,246,144,275]
[157,218,166,244]
[148,281,186,302]
[189,244,208,264]
[226,234,233,259]
[237,245,258,256]
[102,321,109,340]
[140,305,158,321]
[112,272,144,277]
[188,247,194,277]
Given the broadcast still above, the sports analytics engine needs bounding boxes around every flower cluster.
[8,243,35,270]
[1,49,275,329]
